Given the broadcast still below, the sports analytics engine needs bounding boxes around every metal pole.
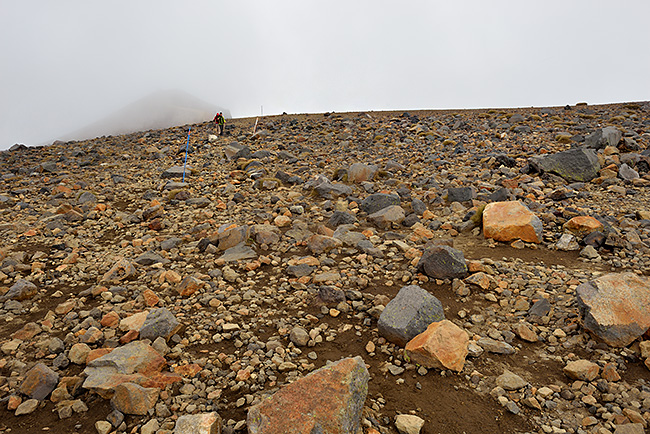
[182,127,191,183]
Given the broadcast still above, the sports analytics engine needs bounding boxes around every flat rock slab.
[83,341,167,395]
[247,356,369,434]
[576,272,650,347]
[378,285,445,346]
[483,201,543,243]
[405,320,469,372]
[218,243,258,262]
[162,166,194,179]
[529,148,600,182]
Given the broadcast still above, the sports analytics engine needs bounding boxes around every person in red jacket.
[213,112,225,135]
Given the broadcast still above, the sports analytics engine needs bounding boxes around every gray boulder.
[223,142,250,161]
[139,308,180,341]
[360,193,400,215]
[585,126,622,149]
[576,272,650,347]
[416,245,468,280]
[378,285,444,346]
[529,148,600,182]
[446,187,476,203]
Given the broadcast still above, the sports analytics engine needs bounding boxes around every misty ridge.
[55,89,229,144]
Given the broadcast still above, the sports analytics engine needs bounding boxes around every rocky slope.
[0,102,650,434]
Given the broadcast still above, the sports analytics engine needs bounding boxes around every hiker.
[213,112,225,135]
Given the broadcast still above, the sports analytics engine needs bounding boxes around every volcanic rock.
[246,356,368,434]
[482,201,543,243]
[576,272,650,347]
[416,245,468,279]
[529,148,601,182]
[404,320,469,372]
[378,285,445,346]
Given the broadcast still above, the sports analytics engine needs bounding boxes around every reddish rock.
[563,216,604,238]
[111,382,159,415]
[563,360,599,382]
[119,329,139,344]
[12,322,42,340]
[80,326,103,344]
[119,311,148,332]
[83,341,169,398]
[86,348,113,364]
[7,395,21,411]
[142,289,159,306]
[140,372,182,389]
[54,300,76,315]
[601,362,621,382]
[405,320,469,372]
[216,225,249,250]
[482,201,543,243]
[174,364,202,378]
[100,311,120,328]
[464,272,494,290]
[513,323,538,343]
[576,272,650,347]
[247,356,369,434]
[20,363,59,400]
[176,276,204,297]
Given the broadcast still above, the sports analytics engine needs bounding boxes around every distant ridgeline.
[58,89,229,142]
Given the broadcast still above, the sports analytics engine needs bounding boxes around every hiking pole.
[182,127,191,183]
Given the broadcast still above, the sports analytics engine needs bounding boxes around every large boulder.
[378,285,445,346]
[482,201,543,243]
[360,193,400,215]
[247,356,368,434]
[529,148,600,182]
[405,320,469,372]
[416,245,468,279]
[576,272,650,347]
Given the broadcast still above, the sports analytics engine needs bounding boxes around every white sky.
[1,1,649,150]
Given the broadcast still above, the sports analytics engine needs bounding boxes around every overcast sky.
[1,1,649,150]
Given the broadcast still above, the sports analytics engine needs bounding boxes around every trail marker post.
[182,127,191,183]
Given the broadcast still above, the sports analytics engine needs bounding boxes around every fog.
[1,1,649,150]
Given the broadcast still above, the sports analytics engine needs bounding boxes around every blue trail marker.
[182,127,191,182]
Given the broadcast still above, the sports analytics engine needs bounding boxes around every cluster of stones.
[0,102,649,434]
